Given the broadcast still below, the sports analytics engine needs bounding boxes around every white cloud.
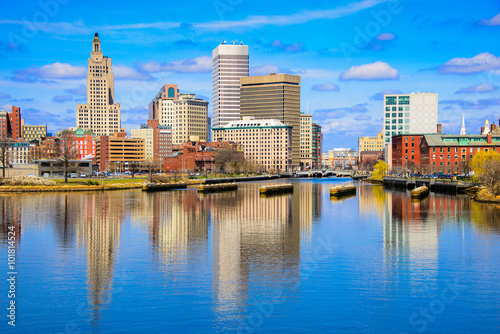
[478,13,500,26]
[137,56,211,74]
[339,61,399,81]
[11,62,86,82]
[375,32,396,41]
[0,0,389,34]
[37,62,86,79]
[199,0,390,30]
[113,64,154,81]
[312,83,340,92]
[455,83,497,94]
[438,52,500,74]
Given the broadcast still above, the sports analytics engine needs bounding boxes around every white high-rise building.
[383,92,438,144]
[76,33,123,136]
[212,42,249,128]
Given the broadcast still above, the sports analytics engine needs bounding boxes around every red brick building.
[420,133,500,174]
[0,106,23,139]
[163,141,240,173]
[391,134,426,172]
[359,150,383,169]
[63,128,97,160]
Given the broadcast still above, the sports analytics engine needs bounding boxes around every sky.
[1,0,500,150]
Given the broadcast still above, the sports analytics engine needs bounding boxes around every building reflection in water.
[76,192,125,327]
[147,190,210,274]
[380,188,473,290]
[210,182,321,326]
[143,182,322,328]
[0,195,23,246]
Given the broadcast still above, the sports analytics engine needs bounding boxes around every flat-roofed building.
[212,42,249,128]
[359,132,384,155]
[0,106,23,140]
[312,123,322,168]
[130,127,154,160]
[22,125,47,142]
[96,133,145,171]
[300,114,313,170]
[240,73,301,169]
[323,148,358,170]
[212,117,292,172]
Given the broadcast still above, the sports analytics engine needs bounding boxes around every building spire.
[460,113,466,135]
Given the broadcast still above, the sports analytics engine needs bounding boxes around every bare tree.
[215,149,246,173]
[56,131,79,183]
[144,158,161,182]
[0,135,11,179]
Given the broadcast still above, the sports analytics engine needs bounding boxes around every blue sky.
[1,0,500,150]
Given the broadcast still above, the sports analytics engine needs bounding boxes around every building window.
[398,96,410,105]
[386,96,397,105]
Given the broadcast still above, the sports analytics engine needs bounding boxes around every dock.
[260,184,293,195]
[330,185,356,198]
[198,183,238,193]
[142,183,187,192]
[411,186,429,199]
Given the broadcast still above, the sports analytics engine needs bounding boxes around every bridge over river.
[293,169,354,178]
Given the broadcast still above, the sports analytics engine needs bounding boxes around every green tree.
[470,150,500,195]
[372,160,387,180]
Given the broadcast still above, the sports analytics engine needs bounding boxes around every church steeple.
[460,113,466,135]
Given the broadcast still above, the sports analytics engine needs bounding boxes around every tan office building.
[130,128,154,160]
[240,73,301,169]
[22,125,47,141]
[149,86,208,145]
[212,117,292,172]
[300,114,313,169]
[77,33,123,136]
[358,132,384,152]
[173,94,208,144]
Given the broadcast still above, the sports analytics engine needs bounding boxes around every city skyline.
[1,0,500,149]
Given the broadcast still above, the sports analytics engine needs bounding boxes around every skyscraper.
[76,33,123,136]
[212,42,249,128]
[240,73,301,168]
